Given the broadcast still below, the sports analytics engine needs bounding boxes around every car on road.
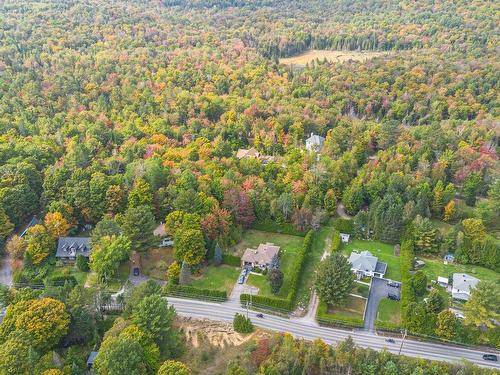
[256,313,264,318]
[388,293,400,301]
[385,338,395,344]
[482,354,498,361]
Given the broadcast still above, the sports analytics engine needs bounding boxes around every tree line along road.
[167,297,500,370]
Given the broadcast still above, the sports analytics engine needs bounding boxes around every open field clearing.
[280,49,390,66]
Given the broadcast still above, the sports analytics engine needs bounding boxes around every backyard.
[418,256,500,284]
[189,265,240,293]
[238,230,304,298]
[342,240,401,281]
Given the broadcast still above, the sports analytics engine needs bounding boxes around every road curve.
[167,297,500,370]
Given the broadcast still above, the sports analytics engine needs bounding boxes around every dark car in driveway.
[482,354,498,361]
[388,293,400,301]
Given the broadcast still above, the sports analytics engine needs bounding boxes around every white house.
[305,133,325,152]
[340,233,350,244]
[452,273,479,301]
[348,250,387,279]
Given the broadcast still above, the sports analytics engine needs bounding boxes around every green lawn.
[376,299,401,325]
[49,266,88,286]
[419,256,500,284]
[352,282,370,298]
[189,265,240,293]
[325,295,366,320]
[236,230,304,298]
[342,240,401,281]
[295,225,335,308]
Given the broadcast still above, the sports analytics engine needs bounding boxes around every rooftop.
[56,237,91,258]
[452,273,479,293]
[241,243,280,265]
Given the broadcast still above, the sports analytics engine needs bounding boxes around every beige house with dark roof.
[241,243,280,269]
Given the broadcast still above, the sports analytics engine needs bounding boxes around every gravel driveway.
[364,277,400,331]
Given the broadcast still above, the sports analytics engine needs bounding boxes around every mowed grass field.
[376,299,401,325]
[189,265,241,293]
[280,49,389,66]
[326,295,366,320]
[241,230,304,298]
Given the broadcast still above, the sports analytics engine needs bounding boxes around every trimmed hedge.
[252,220,306,237]
[165,284,227,301]
[331,230,342,252]
[222,254,241,267]
[375,321,403,332]
[400,239,415,324]
[240,230,314,312]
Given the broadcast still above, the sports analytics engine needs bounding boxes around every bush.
[411,270,428,296]
[233,313,253,333]
[240,294,292,311]
[331,230,342,252]
[222,254,241,267]
[76,254,90,272]
[333,219,353,234]
[164,284,227,302]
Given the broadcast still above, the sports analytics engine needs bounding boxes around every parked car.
[388,293,400,301]
[385,338,395,344]
[256,313,264,318]
[482,354,498,361]
[133,267,140,276]
[387,281,400,288]
[159,237,174,247]
[238,275,245,284]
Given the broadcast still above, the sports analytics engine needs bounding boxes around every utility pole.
[398,329,407,355]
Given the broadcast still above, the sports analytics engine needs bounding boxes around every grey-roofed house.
[452,273,479,301]
[305,133,325,152]
[56,237,91,263]
[87,351,98,370]
[348,250,387,279]
[20,216,42,237]
[241,243,280,270]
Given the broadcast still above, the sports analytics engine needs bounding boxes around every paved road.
[0,253,12,287]
[364,277,400,331]
[167,297,500,370]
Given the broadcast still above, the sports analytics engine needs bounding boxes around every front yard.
[317,295,366,325]
[236,230,304,299]
[141,247,174,280]
[376,299,401,326]
[342,240,401,281]
[189,265,240,293]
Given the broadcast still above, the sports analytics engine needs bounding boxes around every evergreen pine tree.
[213,243,222,266]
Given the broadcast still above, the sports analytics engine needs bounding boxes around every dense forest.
[0,0,498,374]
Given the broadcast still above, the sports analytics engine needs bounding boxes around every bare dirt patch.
[280,49,390,66]
[176,316,255,348]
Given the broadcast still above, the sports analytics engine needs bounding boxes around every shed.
[340,233,350,244]
[437,276,449,287]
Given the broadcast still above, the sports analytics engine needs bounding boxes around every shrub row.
[400,239,415,324]
[165,284,227,301]
[331,229,342,252]
[240,294,292,311]
[317,315,364,329]
[44,274,78,287]
[222,254,241,267]
[252,219,306,237]
[375,321,403,332]
[240,230,314,312]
